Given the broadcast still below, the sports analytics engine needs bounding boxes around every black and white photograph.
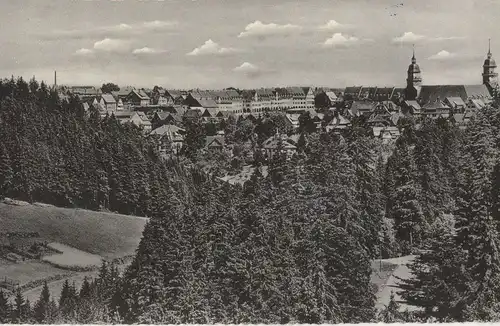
[0,0,499,324]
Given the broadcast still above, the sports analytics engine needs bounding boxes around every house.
[444,97,467,113]
[304,87,316,109]
[467,98,486,110]
[152,87,175,106]
[402,100,422,116]
[185,92,219,110]
[184,108,203,121]
[205,135,225,152]
[373,126,400,143]
[285,114,301,130]
[100,93,117,112]
[152,111,183,128]
[421,100,451,119]
[326,114,351,132]
[348,101,375,117]
[450,111,475,129]
[126,89,151,107]
[130,111,152,131]
[112,111,134,123]
[201,107,219,123]
[261,133,297,160]
[150,124,185,154]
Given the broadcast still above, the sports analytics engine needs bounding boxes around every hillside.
[0,201,148,259]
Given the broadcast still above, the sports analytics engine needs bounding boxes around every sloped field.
[0,202,148,259]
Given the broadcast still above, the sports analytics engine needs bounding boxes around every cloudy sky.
[2,0,499,89]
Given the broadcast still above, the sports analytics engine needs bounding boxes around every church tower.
[405,45,422,101]
[483,39,498,89]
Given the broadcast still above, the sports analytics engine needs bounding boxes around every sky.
[1,0,499,89]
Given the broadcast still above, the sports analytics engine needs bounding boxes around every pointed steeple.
[406,45,422,100]
[483,38,498,85]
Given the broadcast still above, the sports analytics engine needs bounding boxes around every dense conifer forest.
[2,76,500,323]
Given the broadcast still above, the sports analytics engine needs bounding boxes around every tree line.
[1,76,500,322]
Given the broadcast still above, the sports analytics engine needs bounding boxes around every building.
[403,45,495,105]
[326,114,351,132]
[483,39,499,91]
[126,89,151,107]
[100,93,117,112]
[261,133,297,160]
[185,91,219,110]
[205,135,225,152]
[150,124,185,154]
[130,111,152,131]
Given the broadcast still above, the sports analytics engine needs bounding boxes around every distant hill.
[0,201,148,260]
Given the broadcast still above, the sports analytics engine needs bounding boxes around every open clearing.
[42,242,103,269]
[372,255,417,312]
[0,202,148,259]
[0,201,148,301]
[0,259,70,286]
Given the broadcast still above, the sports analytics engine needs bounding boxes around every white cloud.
[431,36,466,42]
[187,39,238,56]
[322,33,360,47]
[428,50,457,60]
[318,20,348,31]
[233,62,261,76]
[74,48,94,56]
[132,47,166,54]
[392,32,425,44]
[142,20,177,29]
[238,20,301,38]
[392,32,465,44]
[43,21,177,40]
[93,38,130,52]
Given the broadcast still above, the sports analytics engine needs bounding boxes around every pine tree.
[34,281,51,323]
[378,292,403,323]
[0,143,13,198]
[0,289,11,323]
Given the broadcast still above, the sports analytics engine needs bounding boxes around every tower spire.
[411,44,416,63]
[489,38,492,56]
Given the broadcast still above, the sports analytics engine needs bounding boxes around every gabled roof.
[256,88,275,98]
[112,111,134,119]
[329,114,351,126]
[128,89,150,101]
[418,84,491,104]
[350,101,375,115]
[344,86,363,96]
[286,114,301,126]
[263,136,297,150]
[469,98,486,109]
[112,87,135,98]
[286,86,306,97]
[404,100,421,111]
[135,111,150,122]
[422,100,450,111]
[155,111,182,123]
[101,93,116,104]
[202,107,218,117]
[150,124,185,136]
[205,135,225,148]
[445,97,466,107]
[325,91,337,101]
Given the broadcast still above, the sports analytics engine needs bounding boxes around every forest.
[1,76,500,323]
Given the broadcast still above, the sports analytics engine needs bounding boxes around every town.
[1,1,500,321]
[53,43,498,167]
